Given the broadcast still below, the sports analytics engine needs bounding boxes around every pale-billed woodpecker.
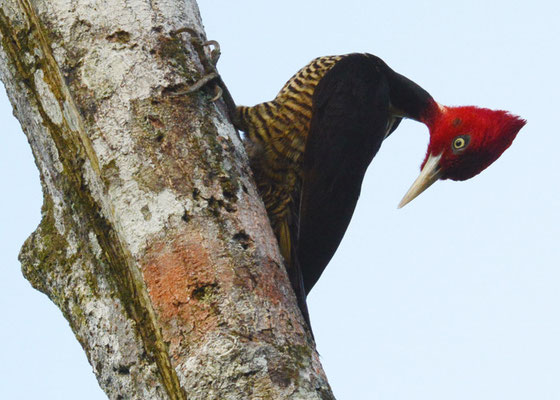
[185,44,526,329]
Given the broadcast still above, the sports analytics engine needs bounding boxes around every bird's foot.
[170,28,223,101]
[169,29,238,126]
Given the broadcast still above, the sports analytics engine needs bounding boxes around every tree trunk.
[0,1,333,398]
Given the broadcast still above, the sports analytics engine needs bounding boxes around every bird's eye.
[454,138,466,148]
[452,135,470,151]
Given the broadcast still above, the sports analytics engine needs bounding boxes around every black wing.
[296,54,392,294]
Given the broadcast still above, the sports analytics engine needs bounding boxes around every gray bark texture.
[0,0,334,399]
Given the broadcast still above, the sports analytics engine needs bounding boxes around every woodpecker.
[232,53,525,326]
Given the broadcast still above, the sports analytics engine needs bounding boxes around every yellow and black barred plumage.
[235,55,342,266]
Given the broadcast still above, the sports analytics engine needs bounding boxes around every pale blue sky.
[1,1,559,399]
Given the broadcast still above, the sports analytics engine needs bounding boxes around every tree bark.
[0,1,333,399]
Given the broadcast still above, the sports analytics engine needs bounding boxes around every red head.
[399,105,526,207]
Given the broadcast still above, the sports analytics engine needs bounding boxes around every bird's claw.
[171,28,220,68]
[168,72,220,98]
[170,27,196,37]
[203,40,221,66]
[209,84,223,102]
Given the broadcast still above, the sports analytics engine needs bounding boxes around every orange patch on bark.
[142,236,219,338]
[141,228,307,344]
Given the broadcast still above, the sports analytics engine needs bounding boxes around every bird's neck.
[385,68,443,126]
[419,102,446,129]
